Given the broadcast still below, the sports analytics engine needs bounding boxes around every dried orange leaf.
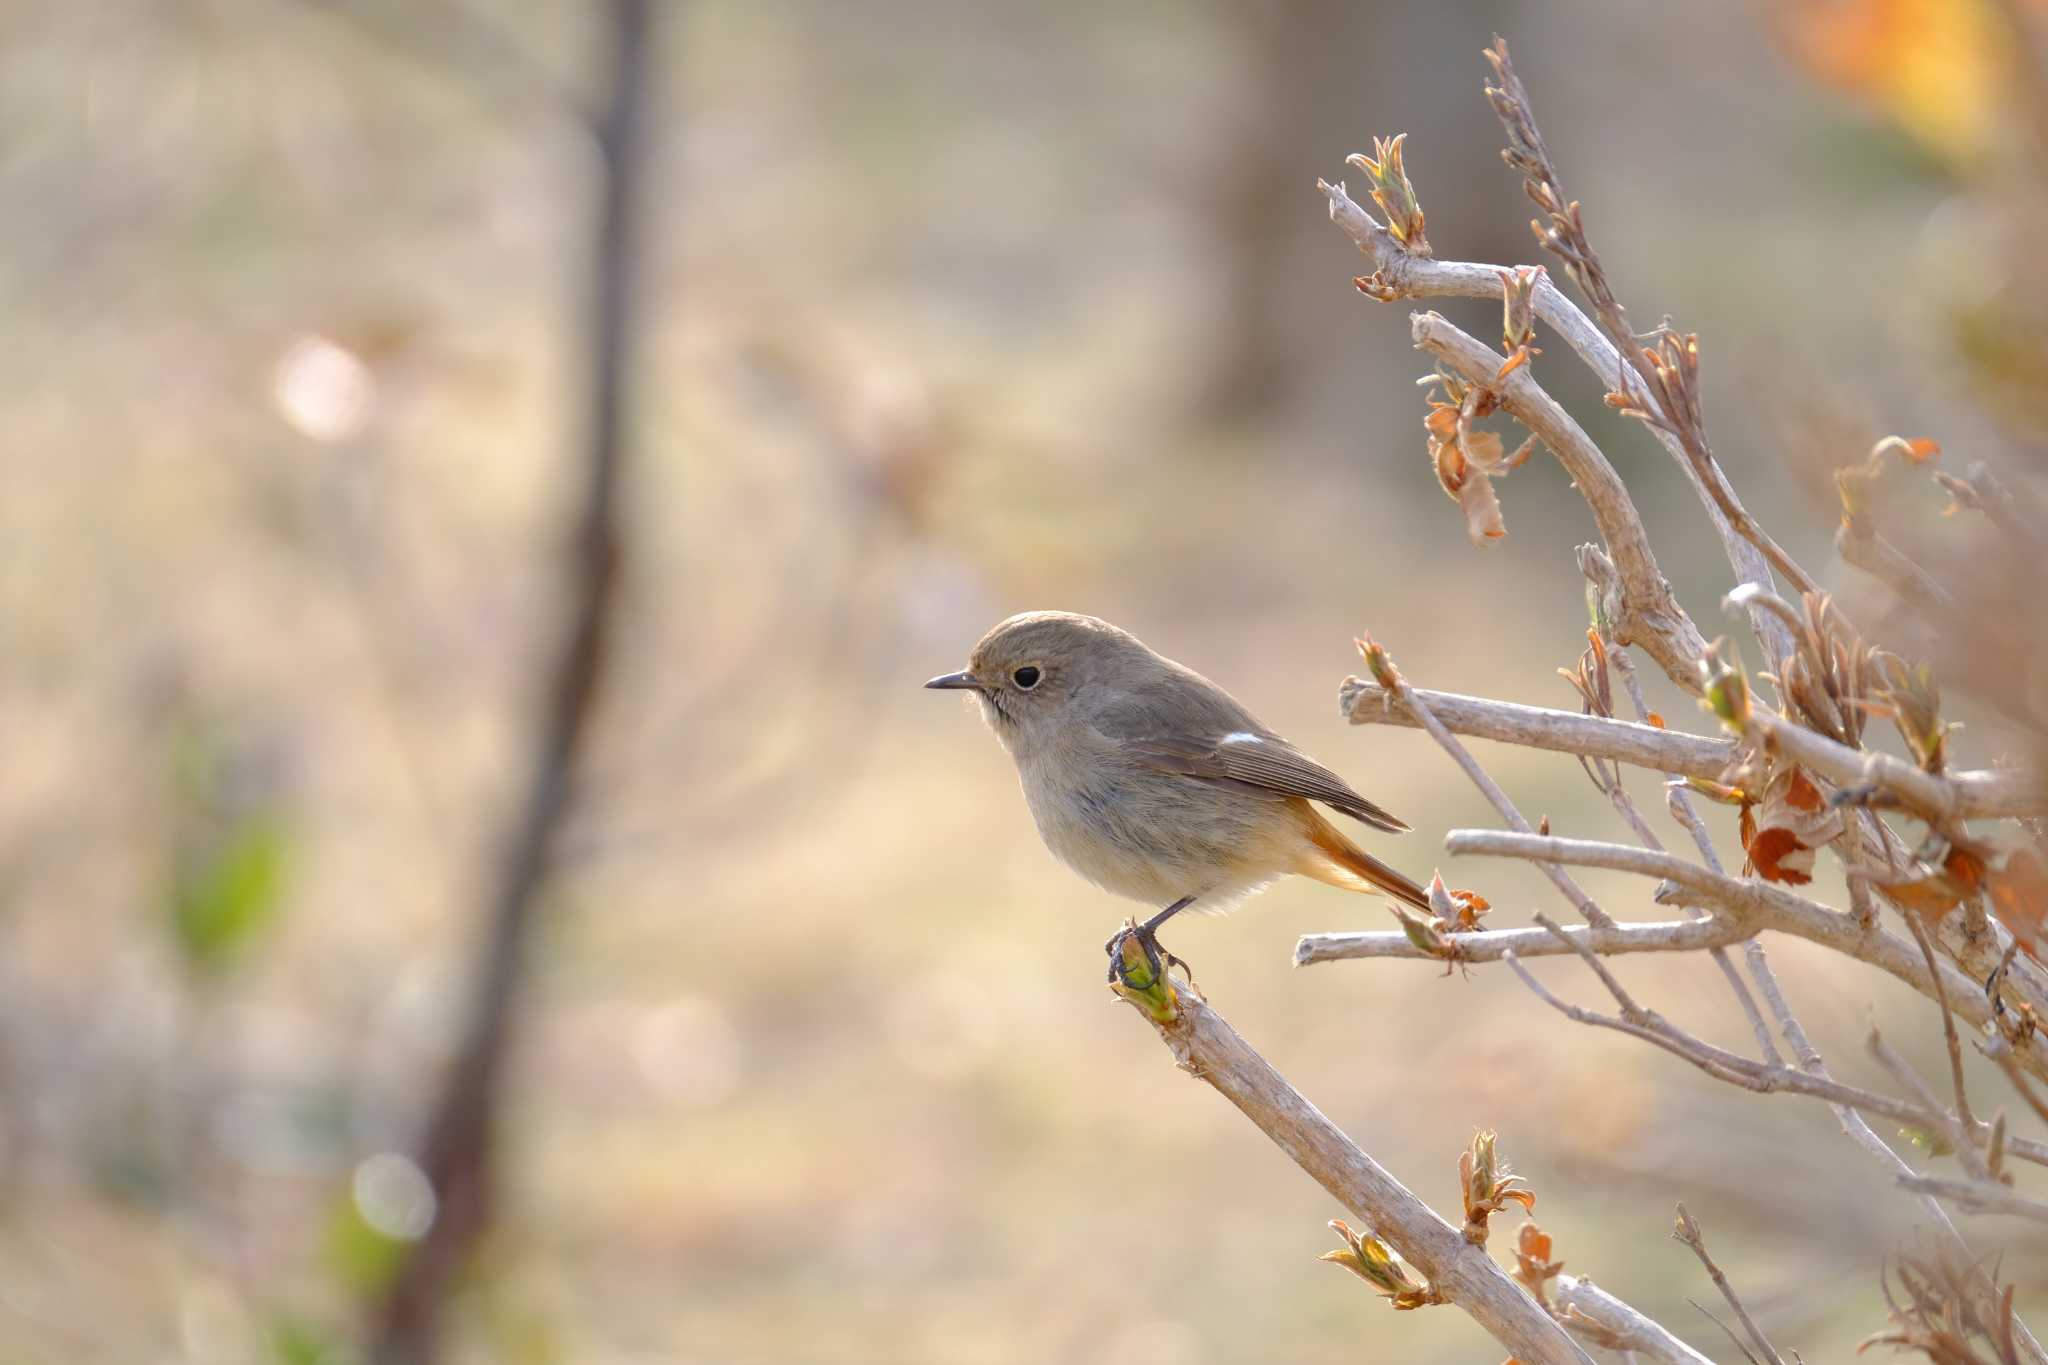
[1457,466,1507,544]
[1878,872,1966,916]
[1988,849,2047,960]
[1743,764,1842,885]
[1748,827,1817,885]
[1462,427,1506,470]
[1447,888,1491,931]
[1431,433,1468,498]
[1784,767,1825,813]
[1877,845,1989,918]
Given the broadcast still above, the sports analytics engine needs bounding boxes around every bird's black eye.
[1011,665,1042,690]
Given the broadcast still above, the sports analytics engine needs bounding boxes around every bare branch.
[1898,1175,2048,1227]
[1358,639,1614,928]
[1443,829,2048,1082]
[1110,982,1598,1365]
[1479,39,1818,633]
[1531,911,1649,1021]
[1551,1276,1714,1365]
[1590,641,2023,1280]
[1595,633,1786,1062]
[1314,42,2048,1365]
[1986,1035,2048,1130]
[1904,913,1981,1139]
[1410,311,1706,686]
[1339,676,2044,821]
[1499,943,2048,1169]
[1726,910,1971,1242]
[1296,914,1748,966]
[1320,176,1796,677]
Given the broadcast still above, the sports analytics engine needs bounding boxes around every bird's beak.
[923,670,980,691]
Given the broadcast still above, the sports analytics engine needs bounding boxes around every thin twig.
[1904,912,1981,1138]
[1551,1276,1714,1365]
[1985,1037,2048,1129]
[1503,943,2048,1166]
[1443,829,2048,1081]
[1602,628,1780,1062]
[1479,41,1817,635]
[1725,910,1957,1237]
[1687,1299,1763,1365]
[1671,1205,1786,1365]
[1867,1026,1995,1184]
[1532,912,1648,1022]
[1359,644,1614,928]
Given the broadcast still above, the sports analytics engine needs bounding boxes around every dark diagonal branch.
[370,4,652,1362]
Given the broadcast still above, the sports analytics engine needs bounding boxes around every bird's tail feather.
[1295,803,1432,911]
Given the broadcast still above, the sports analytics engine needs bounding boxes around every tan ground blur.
[0,3,2039,1362]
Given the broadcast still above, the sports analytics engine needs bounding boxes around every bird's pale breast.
[1016,740,1293,909]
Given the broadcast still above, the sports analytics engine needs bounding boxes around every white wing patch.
[1219,732,1259,745]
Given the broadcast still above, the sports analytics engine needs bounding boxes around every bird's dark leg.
[1106,895,1197,987]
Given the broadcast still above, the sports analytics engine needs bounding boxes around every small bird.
[926,611,1430,982]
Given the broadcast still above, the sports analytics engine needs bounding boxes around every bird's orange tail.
[1294,802,1432,910]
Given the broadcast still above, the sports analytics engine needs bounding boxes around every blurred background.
[3,1,2046,1361]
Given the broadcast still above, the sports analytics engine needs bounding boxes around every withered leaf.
[1876,845,1988,918]
[1457,466,1507,544]
[1461,427,1507,471]
[1742,764,1843,885]
[1988,848,2047,961]
[1448,888,1490,931]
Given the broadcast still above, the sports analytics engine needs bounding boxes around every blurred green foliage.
[171,812,292,976]
[324,1190,409,1300]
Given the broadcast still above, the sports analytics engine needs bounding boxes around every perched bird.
[925,611,1429,981]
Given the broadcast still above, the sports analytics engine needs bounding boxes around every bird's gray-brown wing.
[1090,673,1411,834]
